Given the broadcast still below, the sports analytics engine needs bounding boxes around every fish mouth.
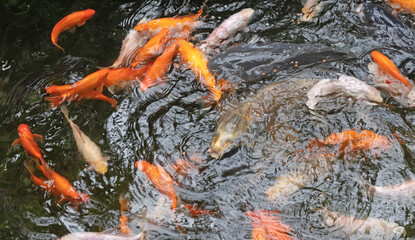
[208,146,225,159]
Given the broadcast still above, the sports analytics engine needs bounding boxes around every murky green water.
[2,0,415,239]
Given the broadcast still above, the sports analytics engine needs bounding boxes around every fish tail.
[140,75,164,91]
[53,42,65,53]
[60,104,70,122]
[44,96,64,109]
[23,159,36,175]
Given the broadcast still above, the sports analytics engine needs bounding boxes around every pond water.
[2,0,415,239]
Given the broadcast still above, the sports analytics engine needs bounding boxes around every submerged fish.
[318,208,406,238]
[61,105,108,174]
[368,179,415,197]
[51,9,95,52]
[306,74,384,110]
[245,210,296,240]
[301,0,324,22]
[209,78,317,159]
[199,8,254,53]
[266,172,310,204]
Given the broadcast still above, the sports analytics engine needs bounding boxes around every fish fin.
[95,83,104,94]
[119,195,130,212]
[33,134,44,143]
[103,156,110,162]
[243,26,250,33]
[11,138,21,146]
[60,105,70,121]
[69,26,77,33]
[23,159,36,175]
[45,96,64,109]
[53,42,65,53]
[182,204,215,216]
[140,76,167,92]
[198,94,216,107]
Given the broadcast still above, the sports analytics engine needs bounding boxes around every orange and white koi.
[24,159,89,205]
[140,40,179,91]
[301,0,324,22]
[371,51,411,87]
[51,9,95,52]
[134,10,203,34]
[245,210,296,240]
[130,28,170,68]
[178,39,227,104]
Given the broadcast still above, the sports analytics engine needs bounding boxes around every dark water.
[2,0,415,239]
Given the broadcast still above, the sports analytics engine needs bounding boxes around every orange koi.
[385,0,415,15]
[140,40,179,91]
[45,68,113,108]
[245,210,296,240]
[24,158,89,205]
[134,9,202,33]
[104,66,149,88]
[177,39,226,104]
[130,28,170,68]
[12,124,45,163]
[51,9,95,52]
[306,129,392,157]
[371,51,410,87]
[135,160,213,232]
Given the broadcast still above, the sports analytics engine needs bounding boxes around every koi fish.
[135,161,213,232]
[45,68,115,108]
[178,39,227,104]
[245,210,296,240]
[61,105,108,174]
[301,0,324,22]
[140,40,179,91]
[109,29,150,69]
[130,28,170,68]
[318,207,406,238]
[104,66,150,94]
[368,179,415,197]
[306,129,392,157]
[198,8,254,53]
[371,51,411,87]
[24,159,89,205]
[306,74,384,110]
[46,87,117,108]
[134,9,203,34]
[51,9,95,52]
[384,0,415,15]
[12,124,45,163]
[209,102,252,159]
[266,172,310,204]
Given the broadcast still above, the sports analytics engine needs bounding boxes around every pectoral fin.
[11,138,21,146]
[33,134,44,143]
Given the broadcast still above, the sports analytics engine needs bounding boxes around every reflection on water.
[2,0,415,239]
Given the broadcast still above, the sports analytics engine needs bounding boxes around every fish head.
[208,131,234,159]
[135,160,149,171]
[240,8,255,19]
[77,193,90,203]
[83,9,96,21]
[18,124,32,137]
[94,161,108,174]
